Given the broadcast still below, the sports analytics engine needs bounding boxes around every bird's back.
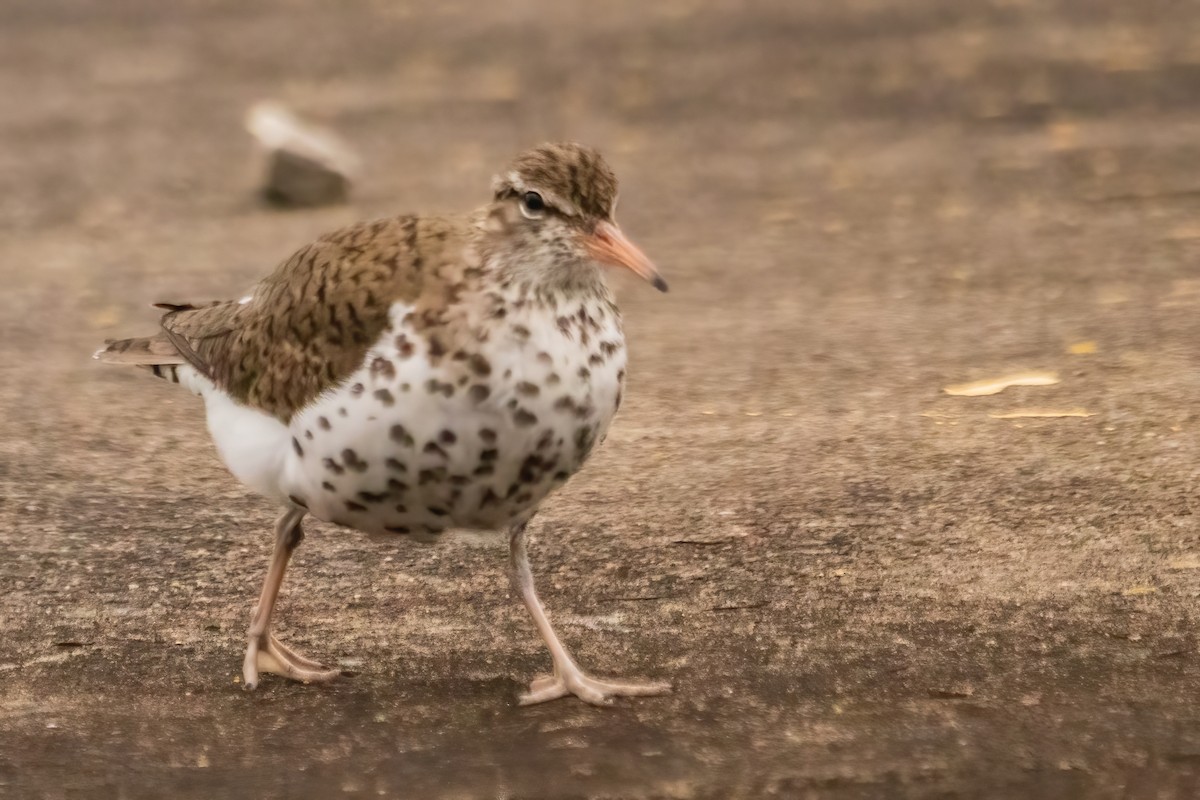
[96,214,476,422]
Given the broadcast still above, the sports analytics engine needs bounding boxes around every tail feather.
[94,335,187,384]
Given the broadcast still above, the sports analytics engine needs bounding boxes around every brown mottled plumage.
[156,215,474,420]
[96,142,671,706]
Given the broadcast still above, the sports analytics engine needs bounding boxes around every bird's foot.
[519,664,671,706]
[242,634,340,689]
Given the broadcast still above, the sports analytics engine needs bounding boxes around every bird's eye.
[521,191,546,218]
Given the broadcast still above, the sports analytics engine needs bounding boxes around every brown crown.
[496,142,619,220]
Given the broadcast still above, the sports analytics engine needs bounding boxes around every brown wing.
[160,214,471,420]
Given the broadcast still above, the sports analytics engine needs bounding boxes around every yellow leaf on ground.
[1122,586,1157,596]
[943,371,1059,396]
[1169,556,1200,570]
[989,408,1095,419]
[1067,341,1097,355]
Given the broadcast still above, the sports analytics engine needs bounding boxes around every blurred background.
[4,0,1200,797]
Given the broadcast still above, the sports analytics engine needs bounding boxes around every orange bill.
[583,221,668,293]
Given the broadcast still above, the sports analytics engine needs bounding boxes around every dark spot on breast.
[428,336,446,359]
[481,448,498,462]
[452,350,469,361]
[469,384,490,402]
[479,428,497,444]
[358,490,389,504]
[395,335,415,358]
[318,416,331,431]
[418,467,448,485]
[473,464,495,477]
[578,367,591,379]
[370,357,396,380]
[350,383,365,396]
[514,491,533,504]
[555,396,576,413]
[439,429,457,444]
[374,388,395,406]
[614,389,623,411]
[429,507,449,517]
[342,449,368,472]
[507,398,519,410]
[575,426,597,458]
[288,495,308,509]
[600,341,621,356]
[519,455,542,483]
[385,525,411,534]
[304,430,314,440]
[449,474,471,486]
[516,381,540,397]
[536,430,554,451]
[546,372,561,386]
[468,354,492,376]
[323,458,344,475]
[322,481,336,492]
[556,316,572,336]
[589,354,604,367]
[394,504,407,514]
[553,470,570,482]
[512,324,531,340]
[390,425,415,447]
[338,407,348,417]
[480,488,500,508]
[292,438,304,457]
[345,500,368,513]
[514,409,538,427]
[385,457,407,472]
[387,478,408,492]
[423,442,449,459]
[537,352,553,365]
[426,378,455,397]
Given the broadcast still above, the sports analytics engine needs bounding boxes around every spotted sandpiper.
[96,142,671,705]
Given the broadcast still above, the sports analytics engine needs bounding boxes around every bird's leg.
[241,508,340,689]
[508,522,671,706]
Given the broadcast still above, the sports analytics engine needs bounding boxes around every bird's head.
[486,142,667,294]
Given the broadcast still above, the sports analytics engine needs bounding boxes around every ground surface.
[3,0,1200,797]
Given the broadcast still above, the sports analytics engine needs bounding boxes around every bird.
[95,142,672,706]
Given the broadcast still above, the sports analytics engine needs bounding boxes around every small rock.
[246,101,358,207]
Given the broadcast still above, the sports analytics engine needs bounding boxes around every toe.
[519,682,569,706]
[594,678,672,697]
[528,674,558,693]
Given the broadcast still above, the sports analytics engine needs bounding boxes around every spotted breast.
[280,289,625,538]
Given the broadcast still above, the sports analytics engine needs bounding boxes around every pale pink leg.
[242,508,340,689]
[508,523,671,706]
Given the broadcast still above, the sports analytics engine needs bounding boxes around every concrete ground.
[4,0,1200,797]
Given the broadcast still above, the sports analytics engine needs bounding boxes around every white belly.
[192,300,626,539]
